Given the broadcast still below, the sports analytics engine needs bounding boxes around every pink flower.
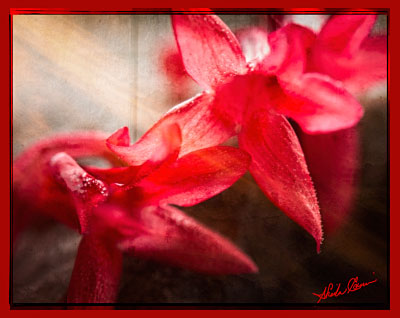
[14,124,257,303]
[141,14,366,250]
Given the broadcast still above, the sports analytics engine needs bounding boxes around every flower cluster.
[13,12,386,303]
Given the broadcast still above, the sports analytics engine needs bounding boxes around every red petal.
[67,236,123,303]
[106,123,181,169]
[277,73,364,134]
[121,205,258,274]
[13,178,76,242]
[238,109,323,251]
[172,14,247,90]
[308,15,386,94]
[138,146,251,207]
[89,205,150,242]
[14,131,116,173]
[50,152,109,234]
[259,23,315,79]
[84,165,140,185]
[110,93,235,163]
[298,127,360,234]
[164,93,236,155]
[106,126,130,146]
[13,131,115,232]
[159,40,189,82]
[340,35,387,94]
[213,73,276,126]
[315,15,376,56]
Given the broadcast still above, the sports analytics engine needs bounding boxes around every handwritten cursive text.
[312,274,378,303]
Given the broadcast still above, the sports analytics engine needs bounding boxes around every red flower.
[237,14,386,233]
[307,14,387,95]
[139,14,366,250]
[14,124,257,303]
[242,14,386,95]
[269,15,385,232]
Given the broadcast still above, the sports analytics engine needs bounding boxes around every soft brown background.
[12,14,388,306]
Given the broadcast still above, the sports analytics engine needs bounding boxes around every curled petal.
[172,14,247,90]
[67,236,123,303]
[50,152,108,234]
[238,109,323,251]
[298,127,360,234]
[138,146,251,207]
[14,131,116,174]
[106,126,130,147]
[121,205,258,274]
[277,73,364,134]
[106,124,181,170]
[109,93,235,163]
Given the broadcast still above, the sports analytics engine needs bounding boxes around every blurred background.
[12,13,388,306]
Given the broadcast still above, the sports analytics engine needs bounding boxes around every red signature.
[312,274,378,303]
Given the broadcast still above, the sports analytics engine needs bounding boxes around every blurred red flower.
[13,124,257,303]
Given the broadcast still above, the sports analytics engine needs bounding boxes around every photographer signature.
[312,273,378,303]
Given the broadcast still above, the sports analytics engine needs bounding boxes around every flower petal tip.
[107,126,130,147]
[243,258,259,274]
[315,231,324,254]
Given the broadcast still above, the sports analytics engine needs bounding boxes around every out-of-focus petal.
[258,23,315,79]
[308,15,386,94]
[121,205,258,274]
[13,131,116,234]
[315,15,376,56]
[50,152,108,234]
[172,14,247,90]
[298,127,360,234]
[13,176,76,242]
[235,27,270,64]
[277,73,364,134]
[67,236,123,303]
[159,40,189,80]
[238,109,323,251]
[137,146,251,207]
[14,131,116,174]
[339,35,387,94]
